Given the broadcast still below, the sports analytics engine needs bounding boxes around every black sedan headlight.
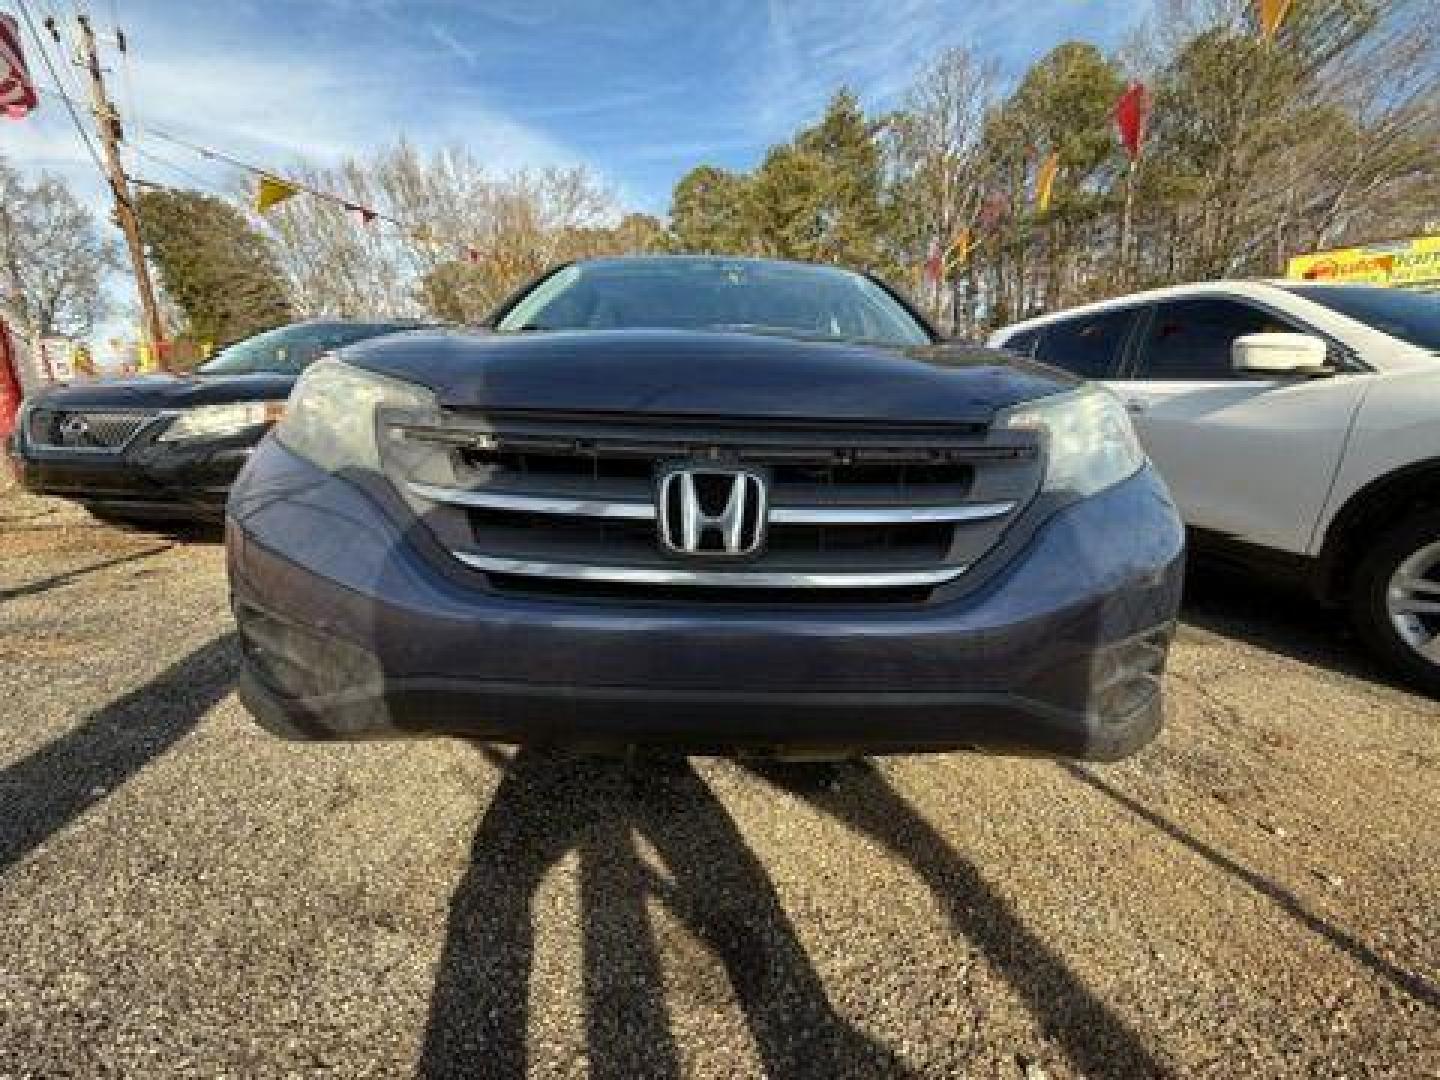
[158,401,285,442]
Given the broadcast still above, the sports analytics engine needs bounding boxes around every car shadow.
[0,544,171,603]
[1180,561,1405,689]
[744,761,1167,1079]
[0,633,237,872]
[418,749,922,1080]
[1059,762,1440,1011]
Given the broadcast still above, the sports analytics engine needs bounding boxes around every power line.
[126,142,219,191]
[105,0,145,167]
[12,0,106,178]
[32,82,424,235]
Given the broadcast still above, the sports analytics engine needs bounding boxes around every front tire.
[1349,509,1440,697]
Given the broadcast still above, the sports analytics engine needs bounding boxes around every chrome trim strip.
[408,482,654,519]
[451,551,966,588]
[409,482,1013,525]
[769,502,1013,524]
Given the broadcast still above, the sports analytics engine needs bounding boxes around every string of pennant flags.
[919,0,1291,288]
[7,73,490,265]
[2,0,1297,287]
[923,75,1150,288]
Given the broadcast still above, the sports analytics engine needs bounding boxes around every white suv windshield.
[1287,286,1440,353]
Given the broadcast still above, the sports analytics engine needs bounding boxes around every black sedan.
[11,320,421,524]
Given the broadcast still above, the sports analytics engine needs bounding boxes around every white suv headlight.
[158,401,283,442]
[274,358,436,472]
[998,386,1146,498]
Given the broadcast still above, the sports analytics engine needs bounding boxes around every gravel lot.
[1,481,1437,1079]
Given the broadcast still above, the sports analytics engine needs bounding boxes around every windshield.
[196,323,415,374]
[495,259,932,347]
[1286,286,1440,352]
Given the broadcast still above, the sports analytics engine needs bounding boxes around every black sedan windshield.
[496,258,932,347]
[197,322,417,375]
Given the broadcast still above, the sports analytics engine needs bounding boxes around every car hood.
[341,328,1074,425]
[27,371,297,410]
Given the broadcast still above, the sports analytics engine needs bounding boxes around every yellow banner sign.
[1287,235,1440,290]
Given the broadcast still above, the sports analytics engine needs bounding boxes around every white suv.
[990,281,1440,693]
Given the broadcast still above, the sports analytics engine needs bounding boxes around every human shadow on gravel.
[0,544,171,603]
[1062,762,1440,1011]
[0,633,237,872]
[746,761,1167,1080]
[418,749,920,1080]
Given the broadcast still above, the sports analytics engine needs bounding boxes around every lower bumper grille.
[386,412,1042,602]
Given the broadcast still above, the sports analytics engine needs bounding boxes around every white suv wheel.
[1386,539,1440,663]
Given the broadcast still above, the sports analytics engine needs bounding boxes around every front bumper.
[227,440,1186,759]
[14,428,262,520]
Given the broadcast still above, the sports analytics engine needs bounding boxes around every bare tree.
[886,46,997,332]
[0,157,114,348]
[252,141,619,320]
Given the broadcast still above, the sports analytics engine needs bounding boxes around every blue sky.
[5,0,1143,351]
[10,0,1143,214]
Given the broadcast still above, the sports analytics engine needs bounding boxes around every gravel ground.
[0,484,1437,1078]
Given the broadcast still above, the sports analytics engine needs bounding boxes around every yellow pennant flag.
[1257,0,1295,39]
[1034,151,1061,212]
[946,227,973,272]
[256,175,298,213]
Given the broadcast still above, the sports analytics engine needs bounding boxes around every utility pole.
[74,15,165,358]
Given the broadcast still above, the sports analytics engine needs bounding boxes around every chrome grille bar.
[408,482,654,519]
[407,481,1014,525]
[451,551,966,588]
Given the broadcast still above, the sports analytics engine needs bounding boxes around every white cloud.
[3,4,594,356]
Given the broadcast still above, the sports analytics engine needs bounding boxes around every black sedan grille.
[26,408,159,451]
[385,411,1043,604]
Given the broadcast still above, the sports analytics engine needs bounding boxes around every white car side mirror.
[1232,332,1331,376]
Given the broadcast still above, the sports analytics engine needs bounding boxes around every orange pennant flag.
[256,175,298,213]
[946,227,973,272]
[1034,151,1061,212]
[1256,0,1295,40]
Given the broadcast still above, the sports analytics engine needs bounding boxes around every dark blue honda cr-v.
[226,256,1184,760]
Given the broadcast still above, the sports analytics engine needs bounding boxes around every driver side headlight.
[998,386,1146,498]
[274,359,436,472]
[158,401,284,442]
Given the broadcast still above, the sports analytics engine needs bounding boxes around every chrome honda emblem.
[658,466,767,557]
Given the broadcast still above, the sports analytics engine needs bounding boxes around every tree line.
[668,0,1438,333]
[1,0,1434,356]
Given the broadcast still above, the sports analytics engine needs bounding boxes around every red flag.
[1114,82,1150,160]
[0,14,39,121]
[923,238,943,284]
[465,246,482,265]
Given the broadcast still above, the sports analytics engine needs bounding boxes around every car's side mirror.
[1232,332,1331,377]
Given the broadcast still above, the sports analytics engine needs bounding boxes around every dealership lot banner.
[1287,234,1440,291]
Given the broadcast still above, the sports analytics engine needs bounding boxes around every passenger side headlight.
[158,401,283,442]
[998,386,1145,498]
[274,359,436,472]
